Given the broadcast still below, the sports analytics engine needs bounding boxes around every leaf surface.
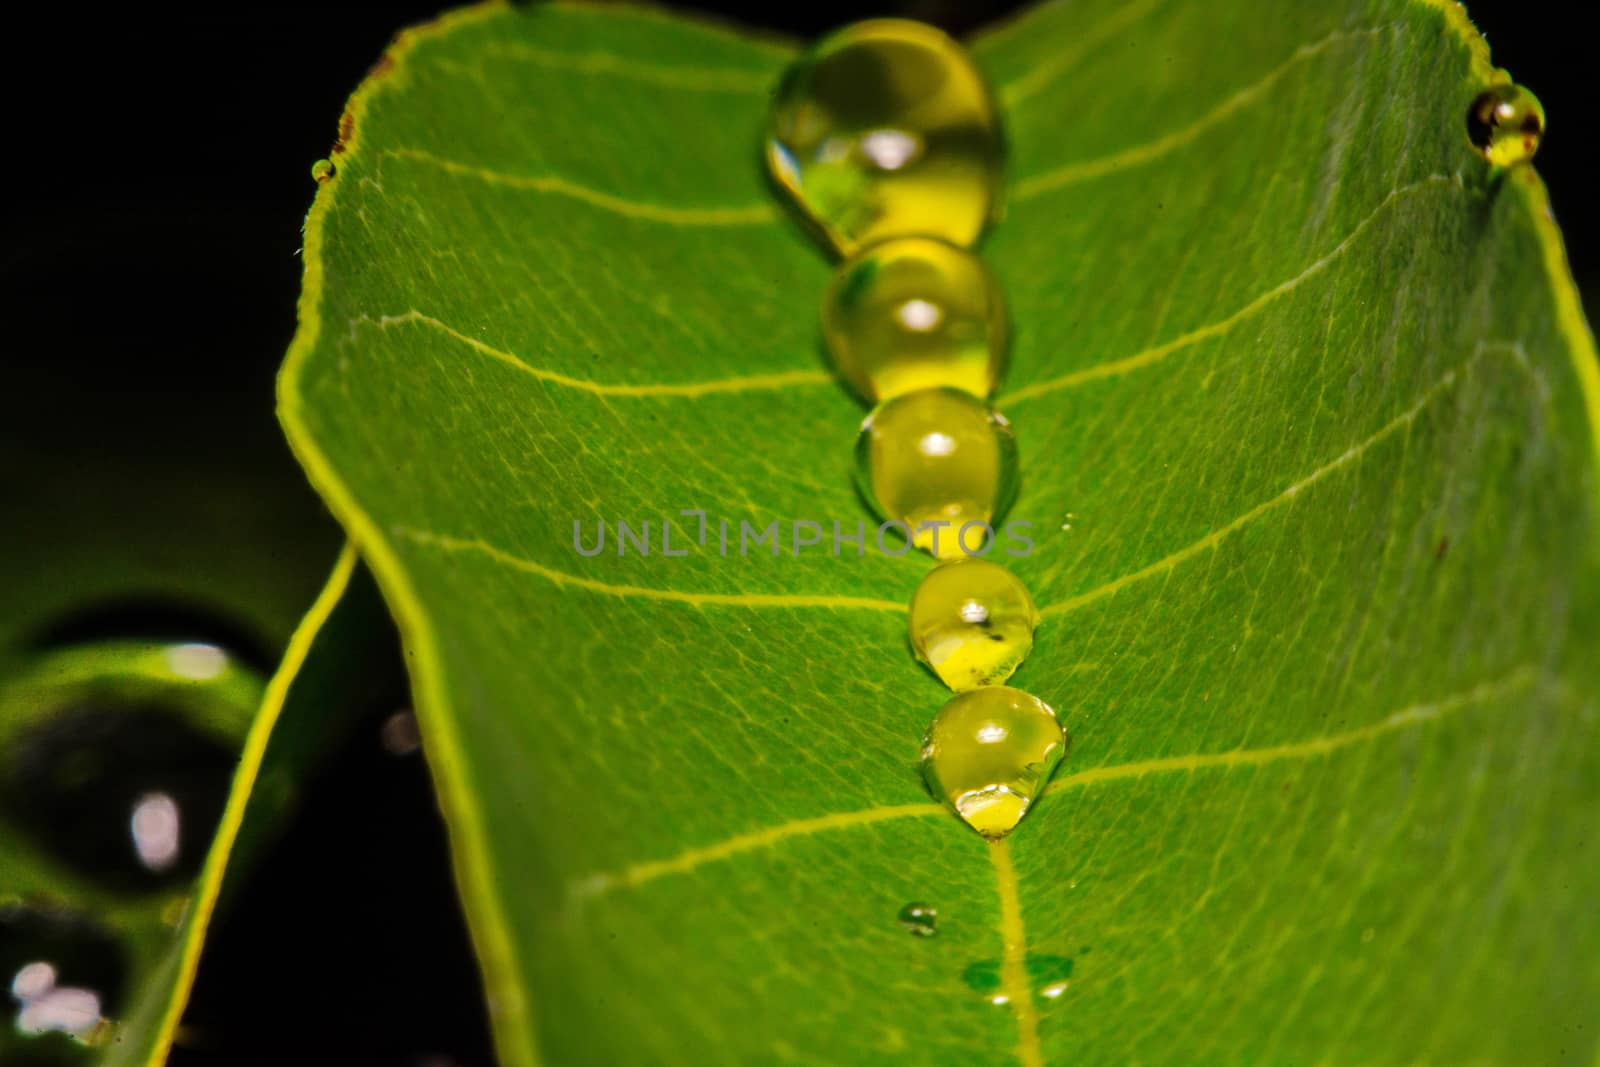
[281,2,1600,1063]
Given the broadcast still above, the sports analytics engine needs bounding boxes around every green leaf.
[279,1,1600,1063]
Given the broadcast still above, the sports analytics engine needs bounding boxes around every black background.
[3,2,1594,1064]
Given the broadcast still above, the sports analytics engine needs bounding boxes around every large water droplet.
[855,387,1019,560]
[766,19,1003,256]
[1466,82,1544,166]
[824,236,1006,404]
[897,902,938,937]
[910,558,1038,689]
[920,686,1066,838]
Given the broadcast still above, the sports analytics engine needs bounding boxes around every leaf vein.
[1011,24,1395,198]
[479,41,774,93]
[567,669,1534,900]
[394,528,908,612]
[1001,174,1463,405]
[381,147,778,225]
[1041,666,1538,796]
[1035,348,1485,618]
[356,311,833,398]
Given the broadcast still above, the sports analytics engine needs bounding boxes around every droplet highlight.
[766,19,1003,255]
[920,686,1066,838]
[1466,82,1544,166]
[897,902,938,937]
[855,387,1019,560]
[910,558,1038,689]
[2,902,124,1048]
[824,236,1006,403]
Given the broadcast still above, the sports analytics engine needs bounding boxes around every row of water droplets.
[765,19,1067,844]
[761,20,1548,844]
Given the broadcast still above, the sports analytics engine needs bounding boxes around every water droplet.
[766,19,1002,255]
[1466,82,1544,166]
[855,388,1018,560]
[921,686,1066,838]
[310,158,337,183]
[897,902,938,936]
[961,954,1074,1003]
[2,902,124,1044]
[379,710,421,756]
[0,703,238,889]
[823,236,1006,403]
[910,558,1038,689]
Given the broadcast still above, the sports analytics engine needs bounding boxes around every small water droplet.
[2,901,125,1043]
[823,236,1006,403]
[855,388,1019,560]
[311,158,337,183]
[765,19,1002,255]
[909,558,1038,689]
[897,902,937,937]
[1466,82,1544,166]
[379,710,421,756]
[921,687,1066,838]
[961,954,1073,1003]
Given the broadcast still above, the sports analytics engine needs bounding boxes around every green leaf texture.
[280,1,1600,1063]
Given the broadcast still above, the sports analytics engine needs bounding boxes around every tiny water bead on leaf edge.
[1466,82,1544,166]
[910,558,1038,690]
[824,236,1007,404]
[854,387,1019,560]
[766,18,1003,257]
[920,686,1067,840]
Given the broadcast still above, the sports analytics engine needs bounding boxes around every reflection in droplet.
[10,963,56,1002]
[16,986,101,1039]
[860,128,921,171]
[131,791,181,872]
[164,642,229,680]
[896,298,943,332]
[897,902,938,937]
